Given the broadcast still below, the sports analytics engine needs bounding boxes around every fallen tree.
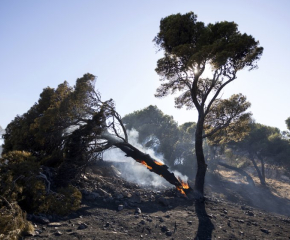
[3,74,194,202]
[56,103,193,196]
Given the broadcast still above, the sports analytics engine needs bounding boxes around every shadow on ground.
[194,201,215,240]
[205,172,290,217]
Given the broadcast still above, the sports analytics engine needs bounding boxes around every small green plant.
[46,185,82,215]
[0,198,34,240]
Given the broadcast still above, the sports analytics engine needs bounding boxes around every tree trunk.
[256,154,266,185]
[249,153,266,186]
[194,120,207,200]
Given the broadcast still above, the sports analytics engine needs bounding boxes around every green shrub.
[0,199,34,240]
[0,151,82,216]
[43,185,82,215]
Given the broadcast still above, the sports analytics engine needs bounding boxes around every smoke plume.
[103,129,171,188]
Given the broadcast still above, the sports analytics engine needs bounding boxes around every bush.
[43,185,82,215]
[0,198,34,240]
[0,151,82,216]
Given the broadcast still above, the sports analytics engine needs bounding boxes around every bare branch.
[37,172,52,194]
[202,118,232,138]
[204,73,236,116]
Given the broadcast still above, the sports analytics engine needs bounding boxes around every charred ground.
[22,161,290,240]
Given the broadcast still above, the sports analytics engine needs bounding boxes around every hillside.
[21,161,290,240]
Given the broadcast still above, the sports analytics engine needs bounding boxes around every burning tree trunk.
[113,142,193,197]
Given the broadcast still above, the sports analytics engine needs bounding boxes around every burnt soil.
[22,162,290,240]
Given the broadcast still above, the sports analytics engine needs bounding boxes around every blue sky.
[1,0,290,131]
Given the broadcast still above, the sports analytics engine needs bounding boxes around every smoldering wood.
[113,142,194,196]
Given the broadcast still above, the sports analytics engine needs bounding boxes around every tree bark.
[249,153,266,186]
[256,154,266,185]
[194,120,207,200]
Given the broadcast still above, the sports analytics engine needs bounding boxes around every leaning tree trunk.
[256,154,266,186]
[114,142,193,196]
[249,153,266,186]
[194,121,207,200]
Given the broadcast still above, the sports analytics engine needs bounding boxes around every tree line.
[123,105,290,185]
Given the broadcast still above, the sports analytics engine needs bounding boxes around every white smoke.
[172,170,188,183]
[103,129,171,188]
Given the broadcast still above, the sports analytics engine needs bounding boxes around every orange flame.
[136,159,189,196]
[176,186,186,195]
[154,160,164,166]
[177,177,189,189]
[180,181,189,189]
[139,160,153,170]
[176,177,190,196]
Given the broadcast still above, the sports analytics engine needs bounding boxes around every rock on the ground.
[78,223,89,230]
[32,215,50,224]
[135,207,141,214]
[48,222,62,227]
[156,196,169,206]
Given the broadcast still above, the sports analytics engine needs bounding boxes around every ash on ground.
[23,161,290,240]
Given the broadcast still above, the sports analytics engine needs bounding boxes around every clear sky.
[1,0,290,131]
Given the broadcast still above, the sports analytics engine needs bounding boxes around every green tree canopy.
[1,74,124,215]
[123,105,197,176]
[225,123,290,185]
[3,74,115,164]
[123,105,179,165]
[286,117,290,131]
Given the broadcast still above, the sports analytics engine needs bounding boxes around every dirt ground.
[22,162,290,240]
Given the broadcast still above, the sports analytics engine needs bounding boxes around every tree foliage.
[286,117,290,131]
[123,105,179,165]
[123,105,197,177]
[204,94,251,144]
[224,123,290,185]
[0,151,82,215]
[1,73,122,215]
[0,198,34,240]
[3,74,125,167]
